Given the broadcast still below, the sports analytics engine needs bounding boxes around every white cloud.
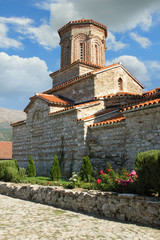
[0,52,51,97]
[130,32,151,48]
[106,55,150,86]
[0,23,22,49]
[1,0,160,50]
[0,17,33,26]
[48,0,160,32]
[107,32,128,51]
[17,24,59,49]
[148,61,160,70]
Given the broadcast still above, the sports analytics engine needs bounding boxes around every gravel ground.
[0,194,159,240]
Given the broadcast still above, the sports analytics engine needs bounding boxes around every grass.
[23,176,69,187]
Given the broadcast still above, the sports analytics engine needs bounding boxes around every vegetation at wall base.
[80,156,93,182]
[26,154,36,177]
[1,150,159,197]
[0,159,25,182]
[50,154,61,180]
[135,150,160,196]
[0,159,18,180]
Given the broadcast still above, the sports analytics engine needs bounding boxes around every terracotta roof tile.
[24,93,72,113]
[94,92,141,100]
[89,114,125,127]
[77,108,117,121]
[49,100,100,116]
[37,93,71,105]
[122,98,160,112]
[58,18,107,37]
[142,87,160,97]
[10,120,26,126]
[0,141,12,159]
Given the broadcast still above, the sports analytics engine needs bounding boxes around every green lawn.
[23,176,69,186]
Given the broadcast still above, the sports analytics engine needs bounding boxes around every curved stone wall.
[0,182,159,227]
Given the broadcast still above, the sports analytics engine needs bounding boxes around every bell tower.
[58,19,107,68]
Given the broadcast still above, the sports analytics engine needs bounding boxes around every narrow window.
[118,78,123,91]
[95,44,98,65]
[80,43,83,60]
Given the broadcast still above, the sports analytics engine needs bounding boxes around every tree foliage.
[50,154,61,180]
[26,154,36,177]
[80,156,93,182]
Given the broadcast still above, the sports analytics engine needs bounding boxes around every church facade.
[11,19,160,177]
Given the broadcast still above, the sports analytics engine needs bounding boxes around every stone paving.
[0,194,159,240]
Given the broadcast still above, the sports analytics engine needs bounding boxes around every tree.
[26,154,36,177]
[80,156,93,182]
[50,154,61,180]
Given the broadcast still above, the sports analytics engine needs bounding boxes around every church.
[11,19,160,177]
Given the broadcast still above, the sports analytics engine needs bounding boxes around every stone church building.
[11,19,160,177]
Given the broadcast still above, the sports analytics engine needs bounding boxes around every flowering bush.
[96,162,138,193]
[69,172,79,187]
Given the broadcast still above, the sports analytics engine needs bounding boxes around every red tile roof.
[50,60,102,78]
[0,141,12,159]
[44,63,144,94]
[142,87,160,97]
[77,108,118,121]
[10,120,26,127]
[49,100,100,116]
[24,93,72,113]
[94,92,141,100]
[89,114,125,127]
[58,18,107,37]
[122,98,160,112]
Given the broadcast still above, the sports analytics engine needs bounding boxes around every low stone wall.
[0,182,159,228]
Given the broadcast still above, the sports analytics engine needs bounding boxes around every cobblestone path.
[0,194,159,240]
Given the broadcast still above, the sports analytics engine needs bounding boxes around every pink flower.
[130,170,136,176]
[96,179,102,184]
[100,170,103,175]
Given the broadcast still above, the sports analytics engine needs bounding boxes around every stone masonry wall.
[0,182,159,227]
[88,105,160,171]
[51,62,97,87]
[94,67,142,98]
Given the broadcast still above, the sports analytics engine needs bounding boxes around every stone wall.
[0,182,159,227]
[88,105,160,171]
[94,67,142,97]
[50,62,98,87]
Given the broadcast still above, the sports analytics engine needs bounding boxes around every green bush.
[50,154,61,180]
[4,167,18,182]
[3,167,26,182]
[26,154,36,177]
[135,150,160,196]
[80,156,93,182]
[0,160,18,180]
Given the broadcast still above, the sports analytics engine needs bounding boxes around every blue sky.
[0,0,160,110]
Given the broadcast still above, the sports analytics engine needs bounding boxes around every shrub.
[4,167,18,182]
[80,156,93,182]
[96,162,138,193]
[3,167,26,182]
[0,160,18,180]
[135,150,160,196]
[69,172,79,188]
[50,154,61,180]
[26,154,36,177]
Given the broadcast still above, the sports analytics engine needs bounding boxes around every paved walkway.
[0,194,159,240]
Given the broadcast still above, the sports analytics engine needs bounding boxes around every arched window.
[118,78,123,91]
